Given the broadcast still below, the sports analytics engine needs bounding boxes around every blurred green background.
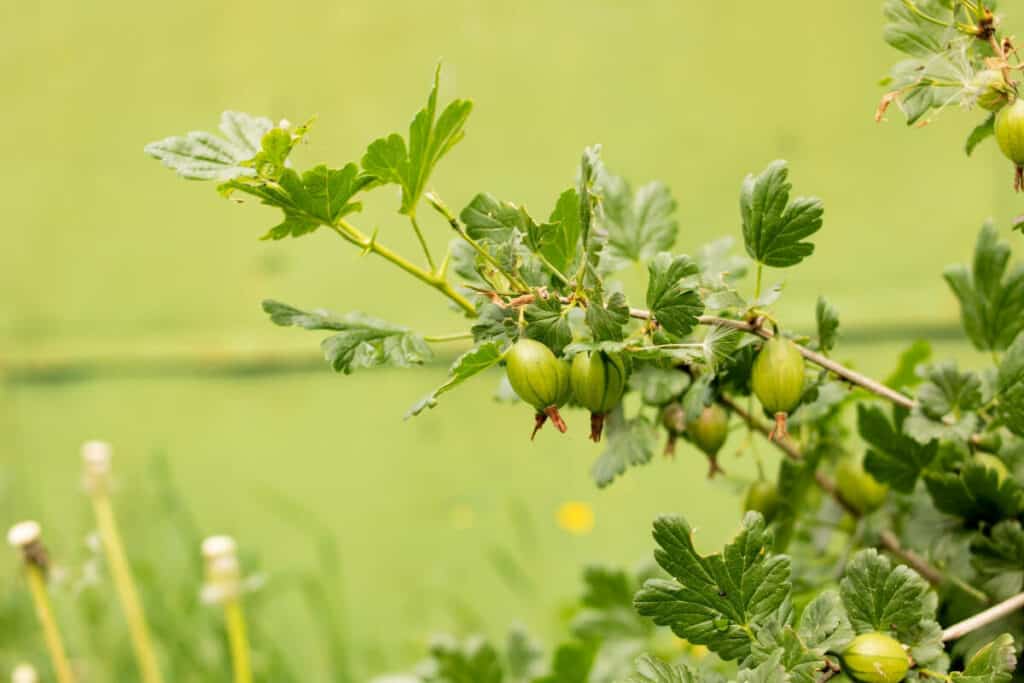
[2,0,1021,679]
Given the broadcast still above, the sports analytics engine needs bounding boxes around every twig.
[941,591,1024,641]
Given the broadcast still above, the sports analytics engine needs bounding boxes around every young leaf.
[586,291,631,342]
[944,223,1024,352]
[815,296,839,353]
[997,332,1024,437]
[625,654,700,683]
[859,404,938,492]
[839,549,937,640]
[949,633,1017,683]
[362,66,473,215]
[646,253,704,337]
[966,114,996,156]
[923,463,1024,524]
[144,111,274,181]
[634,512,791,661]
[406,341,505,417]
[424,635,503,683]
[599,171,678,266]
[262,300,432,374]
[740,161,824,268]
[590,408,658,488]
[461,193,530,243]
[524,299,572,355]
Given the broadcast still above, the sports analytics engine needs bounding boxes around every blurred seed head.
[7,521,41,549]
[201,535,241,604]
[11,664,38,683]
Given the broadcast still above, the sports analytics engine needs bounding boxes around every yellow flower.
[556,501,595,535]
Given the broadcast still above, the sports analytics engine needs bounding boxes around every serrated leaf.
[904,361,983,444]
[815,296,839,353]
[629,364,691,406]
[646,253,704,337]
[971,520,1024,599]
[740,161,824,269]
[634,512,791,662]
[944,223,1024,352]
[884,341,932,390]
[423,635,502,683]
[362,67,472,215]
[923,463,1024,524]
[950,633,1017,683]
[406,341,505,417]
[533,188,583,276]
[523,299,572,356]
[587,291,631,342]
[578,145,607,293]
[599,171,678,266]
[997,332,1024,437]
[262,300,431,374]
[859,404,938,492]
[145,111,274,181]
[737,649,787,683]
[746,625,825,683]
[591,408,657,488]
[966,114,996,156]
[471,303,519,345]
[839,549,936,640]
[797,590,854,653]
[625,655,700,683]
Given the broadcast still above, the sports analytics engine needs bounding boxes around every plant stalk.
[25,565,77,683]
[408,212,438,273]
[90,495,165,683]
[224,598,253,683]
[941,591,1024,641]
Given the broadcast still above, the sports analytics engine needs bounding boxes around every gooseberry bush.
[16,2,1017,682]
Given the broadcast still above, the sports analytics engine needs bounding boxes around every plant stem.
[423,332,474,343]
[329,221,477,316]
[224,598,252,683]
[902,0,954,27]
[754,263,763,301]
[941,591,1024,641]
[408,212,437,273]
[534,252,572,287]
[25,565,77,683]
[90,495,164,683]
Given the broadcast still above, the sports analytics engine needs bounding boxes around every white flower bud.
[7,521,41,549]
[12,664,38,683]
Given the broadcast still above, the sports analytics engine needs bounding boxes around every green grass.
[1,0,1020,679]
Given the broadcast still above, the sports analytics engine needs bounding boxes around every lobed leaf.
[839,549,938,642]
[950,633,1017,683]
[625,655,700,683]
[997,332,1024,437]
[859,404,938,492]
[646,253,704,338]
[145,111,274,181]
[406,341,506,417]
[740,161,824,269]
[815,296,839,353]
[599,172,679,267]
[590,408,658,488]
[586,291,631,342]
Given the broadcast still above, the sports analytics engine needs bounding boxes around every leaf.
[362,66,473,214]
[904,361,983,444]
[966,114,996,156]
[571,565,650,641]
[740,161,824,268]
[944,223,1024,352]
[923,463,1024,524]
[629,364,691,406]
[737,649,787,683]
[586,291,631,342]
[599,171,679,265]
[884,341,932,390]
[815,296,839,353]
[534,188,583,276]
[505,625,544,683]
[578,145,607,293]
[144,111,274,181]
[797,591,854,653]
[533,641,596,683]
[646,253,704,337]
[262,300,431,374]
[460,193,529,244]
[859,404,938,492]
[591,408,658,488]
[634,512,791,662]
[523,299,573,356]
[746,624,825,683]
[997,332,1024,437]
[950,633,1017,683]
[696,236,749,288]
[839,549,937,641]
[970,521,1024,599]
[625,655,700,683]
[471,303,519,345]
[424,635,503,683]
[406,341,505,417]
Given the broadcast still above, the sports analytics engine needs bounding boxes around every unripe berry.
[974,453,1010,484]
[842,633,910,683]
[995,98,1024,191]
[743,480,782,522]
[661,402,686,457]
[971,69,1010,112]
[687,404,729,477]
[570,351,627,442]
[751,337,805,440]
[506,339,571,439]
[835,460,888,515]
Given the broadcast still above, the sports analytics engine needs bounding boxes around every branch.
[941,591,1024,641]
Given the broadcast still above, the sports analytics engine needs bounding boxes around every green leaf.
[997,332,1024,437]
[971,521,1024,599]
[859,404,938,493]
[924,463,1024,524]
[966,114,996,156]
[746,624,825,683]
[241,118,314,181]
[533,188,583,276]
[591,408,658,488]
[586,291,631,342]
[461,193,530,244]
[839,549,937,641]
[406,341,505,417]
[740,161,824,268]
[578,145,607,293]
[884,340,932,390]
[797,590,854,653]
[646,253,704,337]
[944,223,1024,352]
[524,299,572,356]
[629,364,691,406]
[625,655,700,683]
[144,111,274,181]
[950,633,1017,683]
[424,635,503,683]
[634,512,791,662]
[262,300,432,374]
[815,296,839,353]
[904,361,983,444]
[505,625,544,683]
[362,66,473,215]
[737,649,787,683]
[533,641,596,683]
[471,303,519,346]
[571,565,650,641]
[599,171,678,266]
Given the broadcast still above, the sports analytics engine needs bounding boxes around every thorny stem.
[941,591,1024,641]
[24,565,77,683]
[408,212,437,273]
[91,495,165,683]
[224,598,253,683]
